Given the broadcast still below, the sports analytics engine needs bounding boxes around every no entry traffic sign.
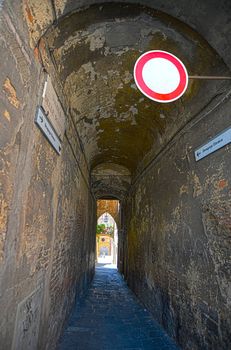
[134,50,188,103]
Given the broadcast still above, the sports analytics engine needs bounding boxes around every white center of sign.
[142,58,180,94]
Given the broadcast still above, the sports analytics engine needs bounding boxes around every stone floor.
[57,264,180,350]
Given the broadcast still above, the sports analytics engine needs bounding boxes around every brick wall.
[124,92,231,350]
[0,3,96,349]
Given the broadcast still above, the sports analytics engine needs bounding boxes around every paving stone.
[57,267,180,350]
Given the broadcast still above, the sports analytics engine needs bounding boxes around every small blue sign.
[195,126,231,161]
[35,106,61,155]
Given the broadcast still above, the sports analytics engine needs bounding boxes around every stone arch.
[97,199,120,227]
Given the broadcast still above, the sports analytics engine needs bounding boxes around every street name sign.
[195,126,231,161]
[42,76,66,140]
[35,106,62,155]
[134,50,188,103]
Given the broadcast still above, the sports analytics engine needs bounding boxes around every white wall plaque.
[35,106,61,155]
[11,285,43,350]
[42,76,66,139]
[195,126,231,161]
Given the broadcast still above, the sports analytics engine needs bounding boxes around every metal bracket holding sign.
[35,106,62,155]
[195,126,231,161]
[133,50,231,104]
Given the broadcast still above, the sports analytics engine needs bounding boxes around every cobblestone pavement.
[57,265,180,350]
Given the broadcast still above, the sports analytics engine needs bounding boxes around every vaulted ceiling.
[21,1,231,199]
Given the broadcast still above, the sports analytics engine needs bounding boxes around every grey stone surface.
[57,266,180,350]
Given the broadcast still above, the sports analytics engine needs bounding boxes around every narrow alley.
[58,265,179,350]
[0,1,231,350]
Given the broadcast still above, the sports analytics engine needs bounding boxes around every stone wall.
[0,3,95,349]
[124,91,231,349]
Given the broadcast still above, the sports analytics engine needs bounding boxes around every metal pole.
[189,75,231,80]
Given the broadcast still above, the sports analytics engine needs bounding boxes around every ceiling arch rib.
[91,163,131,200]
[24,0,231,71]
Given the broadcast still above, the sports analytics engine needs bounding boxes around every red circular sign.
[134,50,188,103]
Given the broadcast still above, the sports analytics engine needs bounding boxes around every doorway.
[96,200,120,267]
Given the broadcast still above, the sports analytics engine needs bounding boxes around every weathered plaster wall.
[124,91,231,350]
[0,3,95,349]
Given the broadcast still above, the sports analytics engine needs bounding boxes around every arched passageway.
[0,1,230,349]
[96,204,119,265]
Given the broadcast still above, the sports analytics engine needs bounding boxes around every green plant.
[96,224,114,235]
[96,224,106,235]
